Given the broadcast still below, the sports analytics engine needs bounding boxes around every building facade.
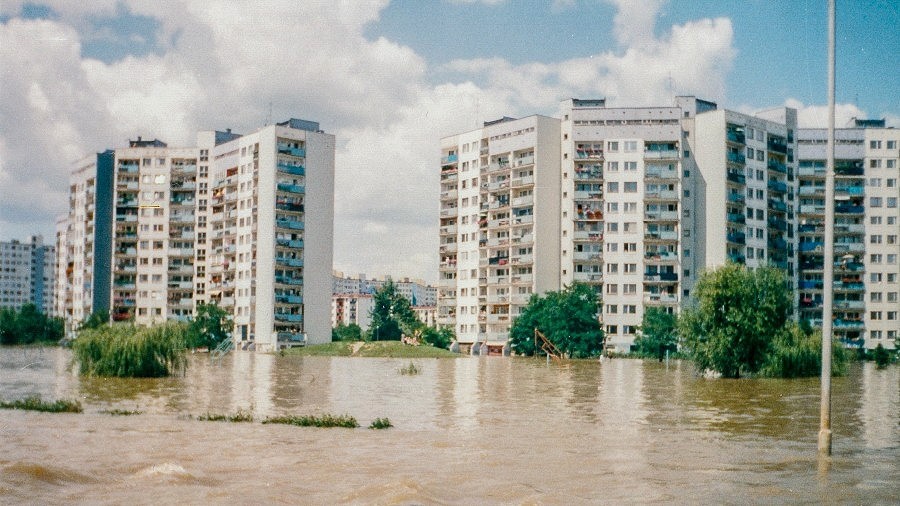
[797,121,899,349]
[57,119,335,352]
[440,98,803,353]
[439,115,562,353]
[0,236,56,314]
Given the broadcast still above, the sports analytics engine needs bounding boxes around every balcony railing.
[276,294,303,304]
[727,193,745,203]
[441,154,458,165]
[644,210,679,221]
[726,172,746,184]
[768,199,787,212]
[276,238,304,248]
[767,160,787,173]
[275,276,303,286]
[644,272,679,282]
[767,180,788,193]
[726,232,746,244]
[277,183,305,194]
[275,313,304,322]
[276,218,304,230]
[276,257,304,267]
[726,152,746,164]
[835,205,864,214]
[278,145,306,157]
[277,163,305,176]
[727,212,746,224]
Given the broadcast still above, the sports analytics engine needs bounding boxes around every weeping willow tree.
[72,322,188,377]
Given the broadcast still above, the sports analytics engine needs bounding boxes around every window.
[890,160,898,169]
[870,159,882,168]
[606,243,618,252]
[624,243,637,252]
[607,222,619,232]
[887,197,897,208]
[870,311,882,320]
[624,182,637,193]
[871,216,883,225]
[608,142,619,152]
[624,305,637,314]
[623,284,637,295]
[871,273,883,283]
[607,161,619,172]
[606,263,619,274]
[607,182,619,193]
[888,140,897,149]
[870,140,882,149]
[746,147,754,158]
[606,304,618,314]
[870,197,883,207]
[683,169,690,178]
[870,177,882,187]
[871,254,883,264]
[606,325,618,335]
[624,141,637,152]
[607,202,619,212]
[683,189,690,197]
[756,150,764,161]
[606,284,618,295]
[870,292,882,302]
[624,263,637,273]
[870,235,882,244]
[624,161,637,171]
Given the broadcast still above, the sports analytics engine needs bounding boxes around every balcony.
[644,293,678,304]
[573,230,603,241]
[276,257,304,267]
[440,189,459,200]
[644,272,679,282]
[277,163,305,176]
[834,242,865,254]
[799,166,826,177]
[728,253,746,264]
[835,165,864,176]
[767,160,787,174]
[767,217,788,231]
[277,183,305,194]
[727,193,745,204]
[275,276,303,286]
[799,186,823,196]
[511,175,534,187]
[276,294,303,304]
[274,313,304,323]
[575,149,604,159]
[512,195,534,207]
[441,154,458,165]
[834,300,865,310]
[767,180,788,193]
[727,212,746,224]
[799,204,825,215]
[645,167,678,180]
[278,145,306,158]
[768,199,787,213]
[799,241,824,252]
[573,272,603,283]
[767,139,788,154]
[644,210,679,221]
[276,218,304,230]
[645,230,678,241]
[276,202,303,212]
[514,155,535,167]
[835,223,865,234]
[726,232,746,244]
[645,189,678,200]
[726,152,746,164]
[439,243,458,254]
[768,238,787,250]
[644,250,678,262]
[118,163,139,173]
[835,186,865,197]
[644,149,679,160]
[726,131,746,144]
[833,281,865,291]
[574,167,603,180]
[799,280,824,290]
[276,238,304,248]
[835,204,864,214]
[726,172,746,184]
[573,251,603,261]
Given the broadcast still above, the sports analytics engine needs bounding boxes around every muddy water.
[0,347,897,504]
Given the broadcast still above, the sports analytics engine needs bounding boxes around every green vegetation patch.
[368,417,392,429]
[197,408,254,423]
[357,341,460,358]
[0,304,64,345]
[100,408,142,416]
[72,322,188,377]
[0,395,83,413]
[399,361,420,375]
[281,341,354,356]
[262,413,359,428]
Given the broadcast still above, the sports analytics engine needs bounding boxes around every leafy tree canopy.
[678,264,792,378]
[185,303,232,349]
[509,283,604,358]
[332,322,363,342]
[633,307,678,360]
[0,304,64,345]
[368,281,418,341]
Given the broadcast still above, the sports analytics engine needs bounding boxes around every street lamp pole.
[818,0,836,457]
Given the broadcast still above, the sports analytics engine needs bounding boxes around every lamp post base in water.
[818,429,832,455]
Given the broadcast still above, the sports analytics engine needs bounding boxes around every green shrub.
[760,323,847,378]
[873,343,892,369]
[0,395,83,413]
[100,408,142,416]
[368,417,392,429]
[72,322,188,377]
[262,413,359,428]
[197,408,254,422]
[399,361,420,375]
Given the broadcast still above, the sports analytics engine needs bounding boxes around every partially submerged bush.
[0,395,82,413]
[368,417,392,429]
[262,413,359,428]
[72,322,188,377]
[760,323,847,378]
[197,408,254,423]
[399,361,420,375]
[100,408,142,416]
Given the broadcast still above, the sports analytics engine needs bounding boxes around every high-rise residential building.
[797,120,899,350]
[201,118,334,350]
[58,150,115,325]
[0,235,56,314]
[58,119,335,351]
[441,98,801,354]
[439,115,561,354]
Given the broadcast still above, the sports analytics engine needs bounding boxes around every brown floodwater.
[0,347,897,504]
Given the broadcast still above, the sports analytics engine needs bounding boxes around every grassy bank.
[282,341,462,358]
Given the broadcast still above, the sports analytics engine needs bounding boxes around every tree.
[332,322,363,342]
[368,281,418,341]
[509,283,604,358]
[633,307,678,360]
[0,304,63,345]
[185,303,232,349]
[679,264,792,378]
[873,343,891,369]
[418,326,454,350]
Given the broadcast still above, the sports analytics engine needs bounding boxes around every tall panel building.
[439,115,561,353]
[0,235,56,314]
[202,119,334,350]
[440,98,801,354]
[797,121,899,349]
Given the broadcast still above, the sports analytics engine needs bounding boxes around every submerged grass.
[262,413,359,428]
[399,361,420,375]
[100,408,142,416]
[197,408,254,423]
[280,342,354,356]
[281,341,461,358]
[368,417,392,429]
[72,322,188,377]
[0,395,83,413]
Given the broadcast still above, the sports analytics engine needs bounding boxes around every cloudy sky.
[1,0,897,283]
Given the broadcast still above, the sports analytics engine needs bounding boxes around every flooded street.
[1,347,897,504]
